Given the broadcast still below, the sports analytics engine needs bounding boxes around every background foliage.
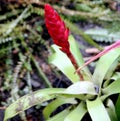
[0,0,120,121]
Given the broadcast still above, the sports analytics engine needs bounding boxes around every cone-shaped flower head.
[44,4,70,54]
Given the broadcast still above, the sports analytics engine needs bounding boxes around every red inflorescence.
[44,4,70,54]
[44,4,84,80]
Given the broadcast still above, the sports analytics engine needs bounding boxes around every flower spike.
[44,4,83,80]
[44,4,70,54]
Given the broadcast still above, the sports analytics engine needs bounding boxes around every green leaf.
[47,108,70,121]
[104,60,118,80]
[4,88,65,121]
[68,35,92,80]
[64,81,96,95]
[102,78,120,100]
[64,102,87,121]
[63,81,97,100]
[115,94,120,120]
[43,97,77,120]
[106,99,118,121]
[49,44,79,83]
[93,48,120,90]
[87,97,111,121]
[68,35,85,67]
[111,72,120,80]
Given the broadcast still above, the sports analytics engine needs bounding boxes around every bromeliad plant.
[3,4,120,121]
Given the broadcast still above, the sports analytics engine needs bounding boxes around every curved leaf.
[106,99,118,121]
[101,78,120,100]
[4,88,65,121]
[47,108,70,121]
[68,35,87,68]
[63,81,97,100]
[93,48,120,90]
[64,102,87,121]
[115,94,120,120]
[49,44,79,83]
[64,81,96,95]
[43,98,77,120]
[87,97,111,121]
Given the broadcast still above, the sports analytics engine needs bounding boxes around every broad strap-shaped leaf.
[64,81,96,95]
[64,102,87,121]
[49,44,79,83]
[93,48,120,90]
[103,72,120,89]
[68,35,92,80]
[47,108,70,121]
[87,97,111,121]
[63,81,97,100]
[4,88,65,121]
[106,99,118,121]
[101,78,120,100]
[43,98,77,120]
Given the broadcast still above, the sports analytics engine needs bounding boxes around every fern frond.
[5,5,31,36]
[85,28,120,43]
[31,7,44,16]
[11,54,27,121]
[0,37,13,44]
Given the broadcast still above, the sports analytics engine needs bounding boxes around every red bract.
[44,4,70,54]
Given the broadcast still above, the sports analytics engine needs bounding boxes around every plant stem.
[67,52,84,80]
